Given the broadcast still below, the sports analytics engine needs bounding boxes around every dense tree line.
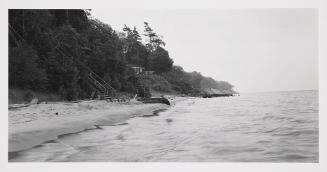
[9,9,234,100]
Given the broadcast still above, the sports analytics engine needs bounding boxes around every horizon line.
[238,89,318,94]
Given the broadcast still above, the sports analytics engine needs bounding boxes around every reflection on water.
[10,90,318,162]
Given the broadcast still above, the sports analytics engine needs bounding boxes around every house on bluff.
[130,66,154,75]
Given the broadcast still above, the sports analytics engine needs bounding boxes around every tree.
[143,22,173,73]
[122,25,149,67]
[49,9,90,31]
[162,65,198,94]
[148,47,173,74]
[143,22,165,52]
[9,10,53,47]
[9,46,47,90]
[45,25,83,100]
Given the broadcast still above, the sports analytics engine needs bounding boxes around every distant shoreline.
[238,89,318,94]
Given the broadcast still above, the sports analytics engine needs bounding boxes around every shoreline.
[9,97,186,155]
[8,108,169,160]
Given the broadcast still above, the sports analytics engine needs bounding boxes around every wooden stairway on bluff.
[88,72,116,100]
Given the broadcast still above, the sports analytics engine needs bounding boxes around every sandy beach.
[8,98,181,153]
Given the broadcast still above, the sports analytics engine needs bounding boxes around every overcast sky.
[91,9,318,93]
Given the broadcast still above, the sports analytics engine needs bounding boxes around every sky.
[90,9,318,93]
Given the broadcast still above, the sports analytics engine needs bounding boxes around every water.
[10,90,318,162]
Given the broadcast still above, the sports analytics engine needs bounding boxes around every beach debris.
[138,97,170,105]
[29,98,38,105]
[166,118,173,123]
[116,134,125,141]
[8,97,39,110]
[55,112,58,115]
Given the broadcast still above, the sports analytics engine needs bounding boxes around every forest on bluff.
[9,9,235,100]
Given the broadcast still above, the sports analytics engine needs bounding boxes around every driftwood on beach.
[138,97,170,105]
[202,93,234,98]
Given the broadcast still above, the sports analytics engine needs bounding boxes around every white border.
[1,0,326,172]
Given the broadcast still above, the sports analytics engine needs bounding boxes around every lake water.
[10,90,319,162]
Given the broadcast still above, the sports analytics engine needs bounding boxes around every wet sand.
[8,98,182,155]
